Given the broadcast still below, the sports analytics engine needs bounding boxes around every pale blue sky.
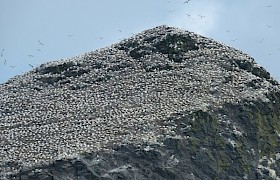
[1,0,279,84]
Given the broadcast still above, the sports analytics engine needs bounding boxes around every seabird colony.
[0,25,278,177]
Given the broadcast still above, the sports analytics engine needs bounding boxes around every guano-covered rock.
[0,25,280,179]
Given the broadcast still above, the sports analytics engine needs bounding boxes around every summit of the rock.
[1,25,280,179]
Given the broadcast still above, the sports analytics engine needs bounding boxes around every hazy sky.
[0,0,279,84]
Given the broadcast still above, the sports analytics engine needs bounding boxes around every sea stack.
[0,25,280,179]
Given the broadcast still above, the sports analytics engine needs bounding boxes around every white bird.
[0,49,4,57]
[198,15,206,18]
[183,0,191,4]
[257,39,264,43]
[38,40,44,45]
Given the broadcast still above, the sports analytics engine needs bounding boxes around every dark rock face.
[1,25,280,179]
[118,26,198,63]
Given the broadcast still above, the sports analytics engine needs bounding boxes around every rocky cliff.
[0,25,280,179]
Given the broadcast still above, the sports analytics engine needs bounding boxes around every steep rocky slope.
[0,25,280,179]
